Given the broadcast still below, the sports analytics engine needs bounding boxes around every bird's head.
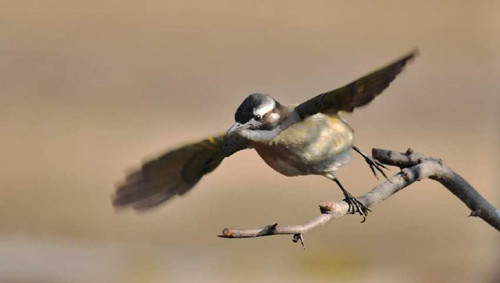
[226,93,292,142]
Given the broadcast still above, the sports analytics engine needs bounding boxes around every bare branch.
[219,148,500,241]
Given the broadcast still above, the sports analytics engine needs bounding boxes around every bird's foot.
[353,146,389,180]
[343,191,371,223]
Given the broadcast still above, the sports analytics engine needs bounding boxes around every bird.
[113,50,417,222]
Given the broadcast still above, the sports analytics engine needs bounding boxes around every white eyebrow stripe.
[253,99,275,116]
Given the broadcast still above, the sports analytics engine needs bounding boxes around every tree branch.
[218,148,500,242]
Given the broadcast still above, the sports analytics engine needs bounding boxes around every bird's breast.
[254,114,354,176]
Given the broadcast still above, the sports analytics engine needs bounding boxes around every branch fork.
[218,148,500,244]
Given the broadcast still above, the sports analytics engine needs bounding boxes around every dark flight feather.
[113,134,247,210]
[294,50,417,118]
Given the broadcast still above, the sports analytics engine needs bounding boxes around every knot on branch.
[292,233,305,249]
[469,209,481,217]
[258,223,278,236]
[221,228,233,237]
[400,169,412,182]
[319,201,342,214]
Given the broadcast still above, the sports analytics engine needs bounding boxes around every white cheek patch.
[267,112,280,124]
[241,112,300,143]
[253,99,275,117]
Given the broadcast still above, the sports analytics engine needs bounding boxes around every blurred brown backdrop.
[0,0,499,282]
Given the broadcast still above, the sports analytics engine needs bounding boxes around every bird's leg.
[332,177,371,223]
[352,145,389,180]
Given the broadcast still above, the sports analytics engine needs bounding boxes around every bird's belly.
[254,114,354,176]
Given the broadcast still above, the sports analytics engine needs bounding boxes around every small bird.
[113,51,417,221]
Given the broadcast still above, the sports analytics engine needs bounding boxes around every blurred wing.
[294,50,417,118]
[113,133,248,210]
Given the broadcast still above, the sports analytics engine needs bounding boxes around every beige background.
[1,1,499,282]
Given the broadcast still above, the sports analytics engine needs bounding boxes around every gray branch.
[219,148,500,242]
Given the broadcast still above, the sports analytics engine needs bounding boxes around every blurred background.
[1,1,499,282]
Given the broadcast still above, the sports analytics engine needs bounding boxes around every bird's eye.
[254,115,262,121]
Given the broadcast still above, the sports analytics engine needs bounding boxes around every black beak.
[226,122,251,136]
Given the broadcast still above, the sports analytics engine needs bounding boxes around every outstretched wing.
[113,133,248,210]
[294,50,417,118]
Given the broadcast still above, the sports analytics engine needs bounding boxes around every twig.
[218,148,500,242]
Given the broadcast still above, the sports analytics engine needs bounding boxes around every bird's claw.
[353,146,389,180]
[367,157,389,180]
[343,191,371,223]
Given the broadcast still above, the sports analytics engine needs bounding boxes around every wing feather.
[294,50,417,118]
[113,133,247,210]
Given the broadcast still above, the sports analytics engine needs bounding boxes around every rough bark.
[219,148,500,244]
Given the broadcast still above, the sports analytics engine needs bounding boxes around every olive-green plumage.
[254,115,354,176]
